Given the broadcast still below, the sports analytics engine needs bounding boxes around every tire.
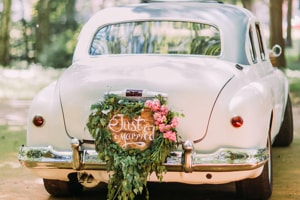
[236,143,272,200]
[273,95,294,147]
[43,173,83,197]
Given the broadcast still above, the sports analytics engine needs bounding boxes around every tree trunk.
[0,0,12,66]
[241,0,253,11]
[285,0,293,47]
[19,0,30,63]
[35,0,51,59]
[269,0,286,67]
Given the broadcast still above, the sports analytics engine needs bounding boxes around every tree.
[269,0,286,67]
[0,0,12,66]
[285,0,293,47]
[35,0,51,60]
[65,0,77,30]
[34,0,79,68]
[19,0,30,62]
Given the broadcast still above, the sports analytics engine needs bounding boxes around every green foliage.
[286,39,300,71]
[290,78,300,92]
[288,77,300,104]
[38,28,79,68]
[87,94,179,200]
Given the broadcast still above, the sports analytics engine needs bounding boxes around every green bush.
[38,29,79,68]
[289,77,300,104]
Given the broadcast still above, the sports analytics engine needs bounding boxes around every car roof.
[93,2,252,27]
[74,2,258,64]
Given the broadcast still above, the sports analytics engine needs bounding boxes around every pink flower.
[145,99,161,111]
[158,124,165,132]
[151,99,161,111]
[169,134,177,142]
[145,100,152,108]
[165,124,171,130]
[159,124,171,132]
[160,105,169,115]
[145,98,180,142]
[163,131,176,142]
[153,112,166,124]
[171,117,179,128]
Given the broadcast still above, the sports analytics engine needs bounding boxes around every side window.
[255,23,266,61]
[249,27,257,63]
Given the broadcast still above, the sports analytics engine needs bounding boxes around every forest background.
[0,0,299,69]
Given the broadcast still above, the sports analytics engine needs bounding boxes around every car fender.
[27,81,71,150]
[230,82,273,144]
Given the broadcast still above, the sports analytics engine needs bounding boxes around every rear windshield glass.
[89,21,221,56]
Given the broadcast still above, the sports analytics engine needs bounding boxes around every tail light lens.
[231,116,243,128]
[33,115,45,127]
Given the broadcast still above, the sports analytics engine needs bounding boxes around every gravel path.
[0,99,30,127]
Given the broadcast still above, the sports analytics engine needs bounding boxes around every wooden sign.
[108,108,156,151]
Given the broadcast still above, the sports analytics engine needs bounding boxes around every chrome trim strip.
[19,144,268,172]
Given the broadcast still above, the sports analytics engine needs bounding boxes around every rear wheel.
[273,95,293,147]
[236,142,272,200]
[43,173,83,197]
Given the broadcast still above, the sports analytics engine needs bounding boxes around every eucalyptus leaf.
[100,118,106,127]
[102,105,113,115]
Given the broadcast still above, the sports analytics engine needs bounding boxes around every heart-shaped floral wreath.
[87,94,182,200]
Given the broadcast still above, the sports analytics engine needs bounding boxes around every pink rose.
[160,105,169,115]
[163,131,170,139]
[159,124,171,132]
[171,117,179,128]
[164,124,171,131]
[151,99,161,111]
[163,131,176,142]
[159,124,165,132]
[153,112,166,124]
[145,100,152,108]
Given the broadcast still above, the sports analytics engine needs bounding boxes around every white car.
[19,1,293,199]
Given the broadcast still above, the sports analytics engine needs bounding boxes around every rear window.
[89,21,221,56]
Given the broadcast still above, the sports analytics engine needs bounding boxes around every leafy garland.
[86,94,182,200]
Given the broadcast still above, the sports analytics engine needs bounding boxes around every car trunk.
[58,55,235,145]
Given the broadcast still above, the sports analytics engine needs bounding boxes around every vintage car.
[19,1,293,199]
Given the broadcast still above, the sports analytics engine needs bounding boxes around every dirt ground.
[0,99,299,200]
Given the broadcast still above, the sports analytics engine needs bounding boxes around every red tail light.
[231,116,243,128]
[33,115,45,127]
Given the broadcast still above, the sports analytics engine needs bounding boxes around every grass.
[286,37,300,71]
[0,126,39,182]
[289,77,300,104]
[0,126,25,161]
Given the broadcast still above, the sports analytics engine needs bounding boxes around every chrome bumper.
[18,139,268,173]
